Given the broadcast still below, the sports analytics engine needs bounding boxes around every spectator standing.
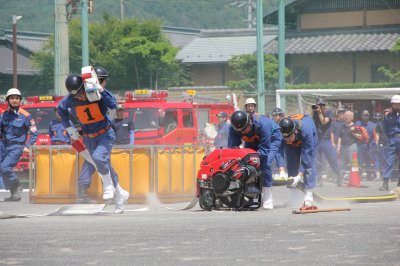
[337,111,359,176]
[214,111,229,148]
[111,104,135,145]
[312,98,343,186]
[372,112,387,181]
[49,108,72,145]
[244,98,257,115]
[355,110,376,180]
[331,108,346,150]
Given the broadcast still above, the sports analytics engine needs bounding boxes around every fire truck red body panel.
[124,100,198,145]
[123,90,235,145]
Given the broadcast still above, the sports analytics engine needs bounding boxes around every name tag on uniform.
[122,124,128,126]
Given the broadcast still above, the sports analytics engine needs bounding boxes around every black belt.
[84,126,111,139]
[5,140,25,145]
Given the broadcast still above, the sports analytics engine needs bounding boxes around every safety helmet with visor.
[231,110,251,132]
[279,117,296,138]
[65,74,84,97]
[94,66,109,81]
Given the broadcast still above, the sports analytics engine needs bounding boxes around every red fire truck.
[123,90,235,145]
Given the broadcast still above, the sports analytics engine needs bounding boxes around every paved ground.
[0,179,399,266]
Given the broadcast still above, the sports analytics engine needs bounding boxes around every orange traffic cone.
[348,151,361,187]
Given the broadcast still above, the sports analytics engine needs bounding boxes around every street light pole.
[12,15,22,88]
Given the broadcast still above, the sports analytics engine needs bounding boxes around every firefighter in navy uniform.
[75,66,120,204]
[381,95,400,191]
[279,115,318,206]
[49,108,72,145]
[58,74,129,213]
[0,88,38,201]
[214,111,229,148]
[228,110,282,209]
[271,107,286,179]
[111,104,135,145]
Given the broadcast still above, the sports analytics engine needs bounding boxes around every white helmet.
[245,98,256,106]
[6,88,22,99]
[391,95,400,104]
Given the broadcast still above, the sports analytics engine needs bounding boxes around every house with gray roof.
[264,0,400,84]
[162,26,200,48]
[176,28,277,86]
[0,30,49,95]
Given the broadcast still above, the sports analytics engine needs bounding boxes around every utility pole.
[278,0,286,110]
[12,15,22,89]
[120,0,125,20]
[81,0,89,66]
[54,0,70,95]
[256,0,265,114]
[230,0,255,29]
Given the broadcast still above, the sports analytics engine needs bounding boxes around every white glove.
[84,78,102,102]
[84,77,103,92]
[66,127,81,141]
[287,175,302,188]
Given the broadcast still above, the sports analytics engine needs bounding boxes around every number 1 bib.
[76,103,104,124]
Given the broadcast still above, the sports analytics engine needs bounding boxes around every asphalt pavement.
[0,179,399,266]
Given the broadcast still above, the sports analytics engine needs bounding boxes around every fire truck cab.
[123,90,235,145]
[22,95,65,145]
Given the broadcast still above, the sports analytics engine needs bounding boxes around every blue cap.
[216,111,227,119]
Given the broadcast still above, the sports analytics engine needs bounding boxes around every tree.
[226,53,290,91]
[31,16,191,94]
[379,39,400,82]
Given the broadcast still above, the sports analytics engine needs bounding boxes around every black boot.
[5,183,22,202]
[76,186,96,204]
[379,179,389,191]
